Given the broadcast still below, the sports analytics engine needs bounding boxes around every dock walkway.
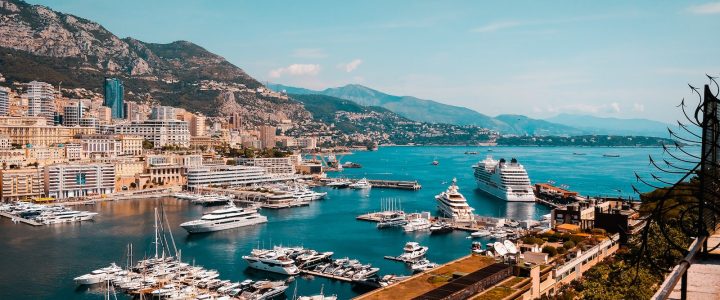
[300,269,354,282]
[367,180,421,190]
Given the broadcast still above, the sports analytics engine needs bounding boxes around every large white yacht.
[473,156,535,202]
[242,249,301,275]
[398,242,428,260]
[349,178,372,189]
[180,203,267,233]
[38,210,98,225]
[435,178,475,222]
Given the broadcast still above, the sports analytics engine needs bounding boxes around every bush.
[569,235,585,244]
[542,246,558,257]
[563,241,576,249]
[557,247,567,254]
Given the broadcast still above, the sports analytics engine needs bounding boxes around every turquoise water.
[0,146,688,299]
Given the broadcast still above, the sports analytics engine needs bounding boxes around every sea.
[0,146,691,299]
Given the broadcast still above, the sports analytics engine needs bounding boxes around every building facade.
[44,163,115,199]
[186,165,286,189]
[0,87,9,117]
[115,120,190,148]
[24,81,55,124]
[0,168,45,202]
[237,157,296,175]
[259,125,276,149]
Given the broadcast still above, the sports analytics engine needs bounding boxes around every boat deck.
[0,211,43,226]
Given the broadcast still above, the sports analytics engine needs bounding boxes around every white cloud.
[633,103,645,112]
[291,48,327,59]
[472,21,523,33]
[342,59,363,72]
[610,102,621,113]
[269,64,321,78]
[687,2,720,14]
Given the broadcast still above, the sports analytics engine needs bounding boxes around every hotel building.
[44,163,115,199]
[115,120,190,148]
[0,168,45,202]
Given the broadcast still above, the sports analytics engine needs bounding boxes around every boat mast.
[154,207,159,259]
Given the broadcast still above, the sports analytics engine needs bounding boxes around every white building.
[78,135,122,158]
[116,120,190,148]
[151,106,176,120]
[24,81,55,124]
[44,163,115,199]
[0,87,9,116]
[237,157,296,175]
[186,165,292,189]
[63,102,84,126]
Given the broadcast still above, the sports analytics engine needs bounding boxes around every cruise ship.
[242,249,300,275]
[180,203,267,233]
[435,178,475,222]
[473,156,535,202]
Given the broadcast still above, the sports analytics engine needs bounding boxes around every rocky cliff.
[0,0,310,124]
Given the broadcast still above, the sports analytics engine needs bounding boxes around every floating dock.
[367,180,421,190]
[0,212,43,226]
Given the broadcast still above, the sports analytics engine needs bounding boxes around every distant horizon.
[25,0,720,123]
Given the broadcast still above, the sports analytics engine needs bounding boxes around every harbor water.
[0,146,686,299]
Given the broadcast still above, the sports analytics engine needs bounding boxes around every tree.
[129,182,137,189]
[576,259,659,300]
[542,246,557,257]
[563,241,575,250]
[226,159,237,166]
[142,140,154,149]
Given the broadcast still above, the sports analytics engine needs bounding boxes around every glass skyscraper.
[103,77,124,119]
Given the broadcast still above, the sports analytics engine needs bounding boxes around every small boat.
[398,242,428,261]
[471,242,484,254]
[431,160,439,166]
[342,162,362,168]
[410,259,438,272]
[403,217,431,232]
[429,222,453,234]
[464,151,478,155]
[349,178,372,189]
[572,152,586,156]
[490,232,508,239]
[603,154,620,158]
[471,229,491,238]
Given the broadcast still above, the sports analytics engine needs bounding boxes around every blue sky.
[28,0,720,123]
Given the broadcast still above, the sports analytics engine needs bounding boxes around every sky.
[27,0,720,123]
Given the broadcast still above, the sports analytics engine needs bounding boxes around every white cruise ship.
[180,203,267,233]
[435,178,475,222]
[473,156,535,202]
[242,249,300,275]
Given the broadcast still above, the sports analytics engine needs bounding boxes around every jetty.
[367,180,421,190]
[300,269,355,282]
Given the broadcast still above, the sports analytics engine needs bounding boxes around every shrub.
[570,235,585,244]
[563,241,576,249]
[591,228,607,235]
[557,247,567,254]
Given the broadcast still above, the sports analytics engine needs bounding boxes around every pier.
[300,269,355,282]
[0,212,42,226]
[367,180,421,190]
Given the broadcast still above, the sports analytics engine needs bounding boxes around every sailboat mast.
[154,207,159,259]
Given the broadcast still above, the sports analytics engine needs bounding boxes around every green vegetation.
[542,246,558,257]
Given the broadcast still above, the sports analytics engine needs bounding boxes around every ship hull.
[181,216,268,233]
[475,181,535,202]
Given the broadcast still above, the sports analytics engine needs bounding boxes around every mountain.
[544,114,673,138]
[268,83,511,131]
[269,83,597,135]
[495,114,584,136]
[0,0,309,123]
[291,93,494,145]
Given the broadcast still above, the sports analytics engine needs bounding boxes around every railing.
[651,235,709,300]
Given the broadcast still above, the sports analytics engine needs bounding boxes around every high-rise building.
[63,102,84,126]
[103,78,124,119]
[0,87,9,116]
[230,112,242,129]
[190,114,206,136]
[124,101,140,121]
[151,106,175,120]
[259,125,276,149]
[24,81,55,124]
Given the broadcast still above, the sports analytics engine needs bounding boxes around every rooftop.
[354,255,496,300]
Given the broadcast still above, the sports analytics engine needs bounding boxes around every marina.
[0,146,675,299]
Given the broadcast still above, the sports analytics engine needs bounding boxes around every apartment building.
[44,163,115,199]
